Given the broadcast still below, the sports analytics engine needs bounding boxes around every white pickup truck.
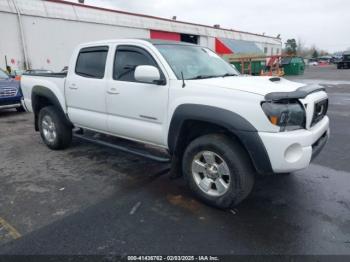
[22,39,329,208]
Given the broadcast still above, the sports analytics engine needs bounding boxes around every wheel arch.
[31,86,72,131]
[168,104,273,174]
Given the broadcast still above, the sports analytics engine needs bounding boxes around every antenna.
[181,72,186,88]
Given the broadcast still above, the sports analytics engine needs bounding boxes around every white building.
[0,0,282,71]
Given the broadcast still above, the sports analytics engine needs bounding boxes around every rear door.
[106,45,169,146]
[65,46,109,132]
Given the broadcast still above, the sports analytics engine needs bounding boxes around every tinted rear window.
[75,46,108,79]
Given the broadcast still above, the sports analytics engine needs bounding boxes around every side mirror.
[134,65,161,84]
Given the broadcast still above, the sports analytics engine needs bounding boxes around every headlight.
[261,100,306,131]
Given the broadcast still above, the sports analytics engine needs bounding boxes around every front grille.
[0,88,18,98]
[311,98,328,126]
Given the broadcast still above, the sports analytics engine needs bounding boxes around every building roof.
[218,38,263,55]
[46,0,280,40]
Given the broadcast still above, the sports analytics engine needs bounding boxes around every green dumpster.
[281,57,305,75]
[231,60,266,75]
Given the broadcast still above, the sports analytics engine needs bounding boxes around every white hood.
[188,76,306,96]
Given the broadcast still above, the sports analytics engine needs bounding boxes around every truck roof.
[77,39,196,48]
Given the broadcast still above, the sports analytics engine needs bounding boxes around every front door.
[106,45,169,146]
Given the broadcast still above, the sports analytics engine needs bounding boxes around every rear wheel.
[38,106,72,150]
[182,134,255,209]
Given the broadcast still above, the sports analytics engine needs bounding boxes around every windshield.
[155,44,239,80]
[0,69,9,79]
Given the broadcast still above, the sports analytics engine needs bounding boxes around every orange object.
[15,75,21,81]
[269,116,278,125]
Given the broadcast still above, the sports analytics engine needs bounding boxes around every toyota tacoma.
[21,39,329,208]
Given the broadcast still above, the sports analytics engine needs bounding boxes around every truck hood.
[189,76,305,96]
[0,78,20,89]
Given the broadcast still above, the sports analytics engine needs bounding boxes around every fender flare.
[31,86,72,130]
[168,104,273,174]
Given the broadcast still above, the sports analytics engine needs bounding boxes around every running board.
[73,133,171,163]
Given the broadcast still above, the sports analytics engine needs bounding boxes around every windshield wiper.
[220,73,237,77]
[187,75,219,80]
[187,73,237,80]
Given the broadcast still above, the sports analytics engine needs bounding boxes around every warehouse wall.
[199,36,215,50]
[0,14,148,71]
[0,13,24,70]
[255,43,281,56]
[0,0,281,71]
[22,16,148,71]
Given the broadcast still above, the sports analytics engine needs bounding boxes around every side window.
[75,46,108,79]
[264,47,268,54]
[113,47,157,82]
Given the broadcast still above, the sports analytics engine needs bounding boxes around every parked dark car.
[0,69,25,112]
[337,53,350,69]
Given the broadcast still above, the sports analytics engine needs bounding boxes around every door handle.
[69,83,78,90]
[107,87,119,95]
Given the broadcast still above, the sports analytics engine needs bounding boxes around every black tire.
[38,106,72,150]
[182,134,255,209]
[276,172,291,176]
[16,105,26,112]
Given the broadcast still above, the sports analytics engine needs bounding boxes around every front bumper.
[258,116,329,173]
[0,96,22,110]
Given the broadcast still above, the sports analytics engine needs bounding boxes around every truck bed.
[21,73,67,113]
[22,72,67,78]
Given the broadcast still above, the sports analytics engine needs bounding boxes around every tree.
[297,38,305,56]
[285,39,297,55]
[312,49,319,58]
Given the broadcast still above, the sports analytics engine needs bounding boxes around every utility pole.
[11,0,29,69]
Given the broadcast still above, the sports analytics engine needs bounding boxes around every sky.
[66,0,350,53]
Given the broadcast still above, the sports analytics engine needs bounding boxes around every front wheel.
[182,134,255,209]
[38,106,72,150]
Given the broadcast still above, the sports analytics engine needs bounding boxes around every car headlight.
[261,100,306,131]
